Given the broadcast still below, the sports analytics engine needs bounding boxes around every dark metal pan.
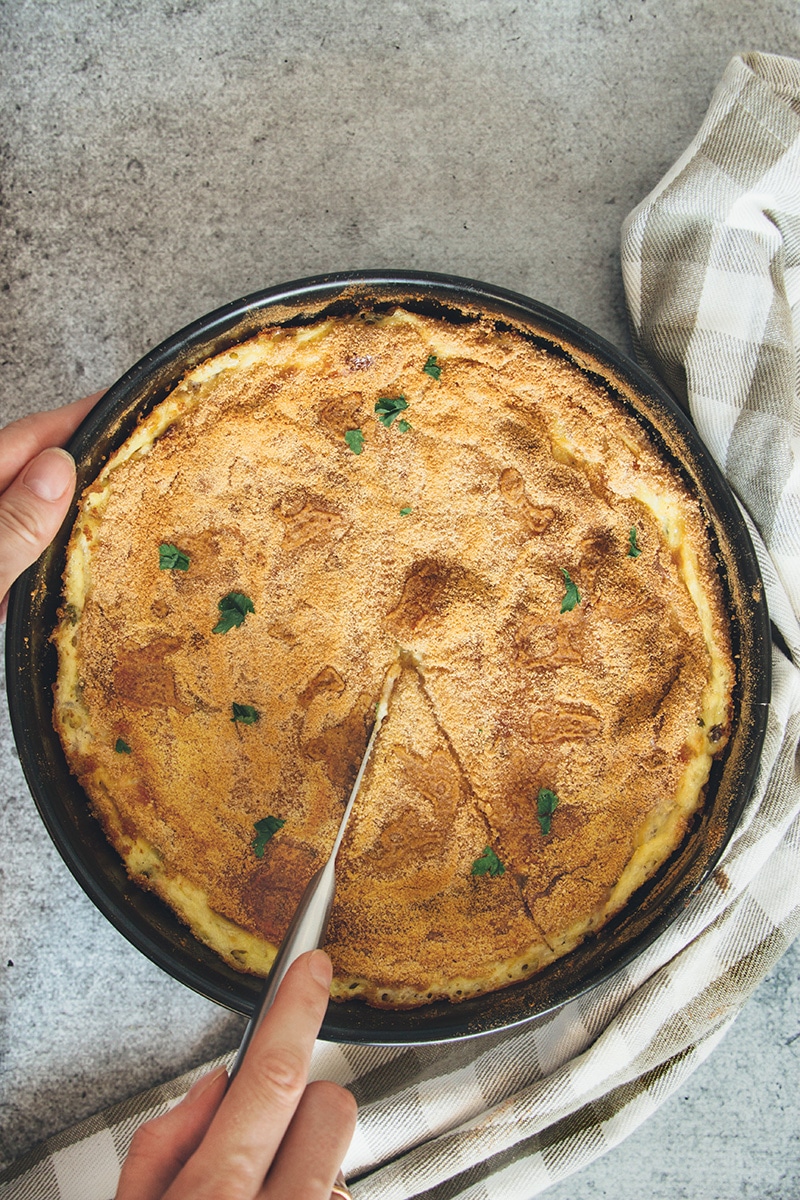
[5,270,771,1043]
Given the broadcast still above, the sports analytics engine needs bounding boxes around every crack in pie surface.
[53,309,734,1007]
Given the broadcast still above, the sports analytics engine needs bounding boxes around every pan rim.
[5,269,772,1044]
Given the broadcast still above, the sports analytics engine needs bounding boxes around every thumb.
[0,447,76,620]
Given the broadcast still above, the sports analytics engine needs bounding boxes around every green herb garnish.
[115,738,132,754]
[344,428,364,454]
[213,592,255,634]
[537,787,559,835]
[423,354,441,380]
[159,543,190,571]
[252,815,286,857]
[628,527,642,557]
[375,396,409,427]
[471,845,506,877]
[397,418,412,433]
[399,506,412,516]
[231,703,260,724]
[560,568,580,613]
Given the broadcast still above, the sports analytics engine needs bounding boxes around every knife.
[229,659,401,1080]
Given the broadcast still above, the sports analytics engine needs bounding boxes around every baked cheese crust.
[52,309,734,1007]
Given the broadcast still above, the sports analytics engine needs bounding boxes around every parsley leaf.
[115,738,132,754]
[159,543,190,571]
[399,506,412,516]
[231,703,260,724]
[537,787,559,835]
[345,428,365,454]
[397,418,412,433]
[471,845,506,877]
[628,527,642,557]
[252,815,286,858]
[213,592,255,634]
[375,396,409,427]
[560,568,580,613]
[423,354,441,380]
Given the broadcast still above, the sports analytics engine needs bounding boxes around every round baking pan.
[5,270,771,1043]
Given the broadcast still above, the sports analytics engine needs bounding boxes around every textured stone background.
[2,1,800,1193]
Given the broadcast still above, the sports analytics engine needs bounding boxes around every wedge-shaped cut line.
[329,663,554,1007]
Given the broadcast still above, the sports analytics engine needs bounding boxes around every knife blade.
[229,659,401,1079]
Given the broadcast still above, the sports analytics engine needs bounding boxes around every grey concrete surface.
[2,0,799,1193]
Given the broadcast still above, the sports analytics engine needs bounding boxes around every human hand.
[115,950,357,1199]
[0,392,103,622]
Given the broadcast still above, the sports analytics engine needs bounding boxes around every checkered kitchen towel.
[3,50,800,1200]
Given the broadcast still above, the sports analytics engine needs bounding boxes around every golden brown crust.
[52,310,734,1006]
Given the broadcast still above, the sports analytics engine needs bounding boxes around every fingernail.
[23,448,76,502]
[308,949,333,989]
[184,1065,228,1104]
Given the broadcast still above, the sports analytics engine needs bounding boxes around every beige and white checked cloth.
[2,50,799,1200]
